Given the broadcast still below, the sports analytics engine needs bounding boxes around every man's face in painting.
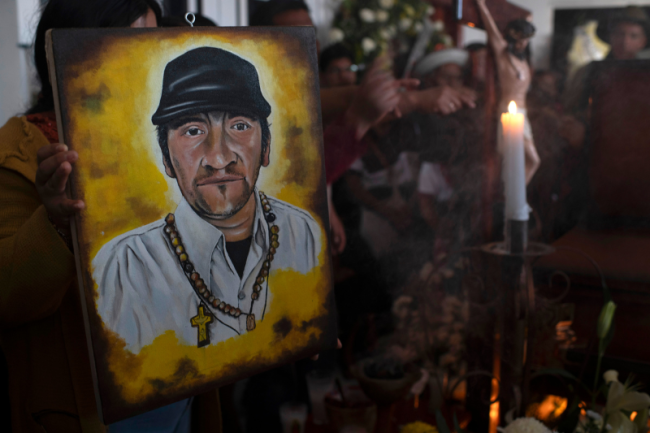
[163,111,270,220]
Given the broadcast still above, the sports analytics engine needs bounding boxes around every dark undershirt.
[225,237,252,279]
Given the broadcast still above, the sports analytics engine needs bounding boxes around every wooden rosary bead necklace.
[164,191,279,334]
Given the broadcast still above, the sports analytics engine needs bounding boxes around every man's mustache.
[195,165,247,186]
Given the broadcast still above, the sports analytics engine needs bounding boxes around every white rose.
[504,418,552,433]
[379,0,394,9]
[376,10,389,22]
[432,20,445,32]
[359,8,375,23]
[329,28,344,43]
[414,22,423,32]
[399,17,412,31]
[387,25,397,37]
[603,370,619,384]
[362,37,377,54]
[426,6,435,16]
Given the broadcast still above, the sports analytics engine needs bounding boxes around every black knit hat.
[152,47,271,125]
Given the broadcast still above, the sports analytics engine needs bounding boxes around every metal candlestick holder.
[475,220,554,424]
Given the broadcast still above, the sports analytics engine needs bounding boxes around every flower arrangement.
[529,278,650,433]
[391,290,469,378]
[330,0,451,64]
[503,417,553,433]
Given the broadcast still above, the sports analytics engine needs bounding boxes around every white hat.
[412,48,469,79]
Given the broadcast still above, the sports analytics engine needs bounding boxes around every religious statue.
[476,0,540,184]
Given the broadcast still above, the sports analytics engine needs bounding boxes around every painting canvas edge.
[46,28,106,423]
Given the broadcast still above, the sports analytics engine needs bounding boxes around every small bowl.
[354,359,422,406]
[325,388,377,433]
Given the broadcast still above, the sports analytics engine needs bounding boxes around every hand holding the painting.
[346,55,420,140]
[36,143,85,232]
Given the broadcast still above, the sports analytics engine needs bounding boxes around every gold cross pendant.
[190,304,213,347]
[246,314,256,331]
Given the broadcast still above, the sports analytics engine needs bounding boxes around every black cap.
[151,47,271,125]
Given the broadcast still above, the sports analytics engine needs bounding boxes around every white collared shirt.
[93,190,321,353]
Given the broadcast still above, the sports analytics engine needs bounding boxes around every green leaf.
[532,368,580,381]
[532,368,592,394]
[601,322,616,355]
[597,301,616,340]
[453,412,464,433]
[436,409,452,433]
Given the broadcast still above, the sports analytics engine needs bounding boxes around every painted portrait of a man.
[92,47,321,353]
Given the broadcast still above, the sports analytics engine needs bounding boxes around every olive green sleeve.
[0,168,76,328]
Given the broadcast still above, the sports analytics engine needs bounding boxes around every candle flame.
[508,101,517,114]
[530,395,568,421]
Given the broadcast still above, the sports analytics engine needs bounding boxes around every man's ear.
[262,133,271,167]
[163,156,176,178]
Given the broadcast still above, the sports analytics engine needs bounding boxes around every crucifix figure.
[191,304,214,348]
[476,0,540,184]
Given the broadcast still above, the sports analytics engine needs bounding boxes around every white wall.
[510,0,650,69]
[0,0,40,125]
[193,0,248,26]
[305,0,340,45]
[0,0,25,125]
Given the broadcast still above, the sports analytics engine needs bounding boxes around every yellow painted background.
[62,29,331,406]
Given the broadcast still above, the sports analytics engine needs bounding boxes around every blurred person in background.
[318,42,359,254]
[319,43,359,88]
[410,49,470,232]
[343,49,478,288]
[246,4,420,432]
[412,48,469,91]
[465,42,489,93]
[559,7,650,235]
[600,6,650,60]
[565,7,650,123]
[408,49,484,268]
[526,70,583,241]
[0,1,226,432]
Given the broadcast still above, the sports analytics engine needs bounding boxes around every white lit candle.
[501,101,528,221]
